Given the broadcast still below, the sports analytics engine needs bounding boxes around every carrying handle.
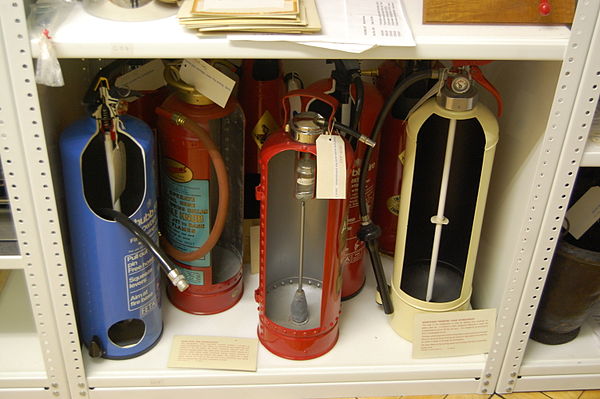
[282,89,339,132]
[452,60,503,117]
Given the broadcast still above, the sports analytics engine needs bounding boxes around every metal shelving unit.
[496,1,600,393]
[0,0,598,398]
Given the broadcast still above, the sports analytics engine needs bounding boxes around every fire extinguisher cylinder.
[357,68,439,315]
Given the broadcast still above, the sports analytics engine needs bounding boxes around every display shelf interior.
[519,321,600,377]
[35,1,571,60]
[581,138,600,166]
[0,270,47,388]
[83,261,487,389]
[0,208,20,261]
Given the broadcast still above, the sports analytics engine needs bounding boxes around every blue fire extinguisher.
[60,77,187,359]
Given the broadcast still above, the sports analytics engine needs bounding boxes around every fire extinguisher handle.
[470,66,503,118]
[282,89,339,131]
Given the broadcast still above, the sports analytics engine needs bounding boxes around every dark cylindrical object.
[531,239,600,344]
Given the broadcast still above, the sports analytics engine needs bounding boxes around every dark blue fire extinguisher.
[60,77,187,359]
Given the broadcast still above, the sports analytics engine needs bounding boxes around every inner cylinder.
[265,150,327,330]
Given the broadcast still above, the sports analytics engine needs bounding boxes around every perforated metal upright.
[0,2,87,398]
[495,1,600,393]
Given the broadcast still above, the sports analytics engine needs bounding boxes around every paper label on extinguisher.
[114,59,167,91]
[565,186,600,239]
[179,59,235,108]
[316,134,346,199]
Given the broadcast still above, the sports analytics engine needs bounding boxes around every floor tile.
[579,392,600,399]
[543,391,583,399]
[498,393,550,399]
[445,395,492,399]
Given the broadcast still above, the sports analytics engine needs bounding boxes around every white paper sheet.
[228,0,415,49]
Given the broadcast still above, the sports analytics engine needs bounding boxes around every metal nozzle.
[168,269,189,292]
[171,112,186,126]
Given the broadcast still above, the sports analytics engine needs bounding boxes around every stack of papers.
[177,0,321,34]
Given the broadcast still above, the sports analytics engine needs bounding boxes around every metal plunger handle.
[298,200,306,291]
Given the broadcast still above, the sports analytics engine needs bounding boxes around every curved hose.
[358,69,435,218]
[99,208,189,292]
[155,107,230,262]
[351,72,364,133]
[357,69,436,314]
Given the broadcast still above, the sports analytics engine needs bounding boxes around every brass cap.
[164,64,213,106]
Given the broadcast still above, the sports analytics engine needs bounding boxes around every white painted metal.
[0,388,53,398]
[86,379,481,399]
[0,270,46,389]
[35,2,570,60]
[0,1,86,397]
[2,0,597,397]
[0,256,24,270]
[496,0,600,393]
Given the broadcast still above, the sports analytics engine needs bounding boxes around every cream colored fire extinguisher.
[358,61,502,341]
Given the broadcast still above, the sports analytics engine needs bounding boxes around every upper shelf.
[37,1,571,60]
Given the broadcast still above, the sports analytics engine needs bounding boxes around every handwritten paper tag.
[179,59,235,108]
[316,134,346,199]
[565,186,600,239]
[412,308,495,359]
[114,59,166,91]
[168,335,258,371]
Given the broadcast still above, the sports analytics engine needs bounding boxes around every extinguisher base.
[89,323,164,360]
[341,276,365,301]
[257,320,339,360]
[167,271,243,315]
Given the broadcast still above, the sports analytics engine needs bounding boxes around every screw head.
[452,76,471,94]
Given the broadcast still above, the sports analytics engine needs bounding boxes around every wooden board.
[423,0,575,24]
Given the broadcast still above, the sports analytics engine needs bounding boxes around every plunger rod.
[298,199,306,291]
[426,118,457,302]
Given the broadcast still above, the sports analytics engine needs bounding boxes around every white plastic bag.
[28,0,74,87]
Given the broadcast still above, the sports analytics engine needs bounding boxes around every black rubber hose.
[351,72,364,132]
[357,69,435,314]
[358,69,434,218]
[99,207,178,277]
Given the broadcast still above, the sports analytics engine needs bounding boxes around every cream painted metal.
[0,0,597,397]
[0,2,84,397]
[389,97,498,341]
[496,0,600,393]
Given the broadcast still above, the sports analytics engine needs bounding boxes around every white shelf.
[581,138,600,166]
[0,270,47,388]
[40,1,571,60]
[83,259,486,393]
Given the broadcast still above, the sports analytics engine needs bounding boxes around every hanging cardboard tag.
[565,186,600,239]
[316,134,346,199]
[179,59,235,108]
[114,59,166,91]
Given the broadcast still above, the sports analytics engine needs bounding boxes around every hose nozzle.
[168,269,189,292]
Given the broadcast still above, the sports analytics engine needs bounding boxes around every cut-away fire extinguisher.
[255,90,362,360]
[359,61,502,341]
[372,60,439,255]
[60,77,188,359]
[238,59,286,220]
[306,60,383,300]
[156,63,245,315]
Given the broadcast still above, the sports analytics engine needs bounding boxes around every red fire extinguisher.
[238,59,286,220]
[372,60,439,254]
[156,63,245,315]
[306,60,383,299]
[255,90,356,360]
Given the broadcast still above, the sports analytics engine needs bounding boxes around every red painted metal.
[306,78,383,299]
[255,91,353,360]
[156,93,243,314]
